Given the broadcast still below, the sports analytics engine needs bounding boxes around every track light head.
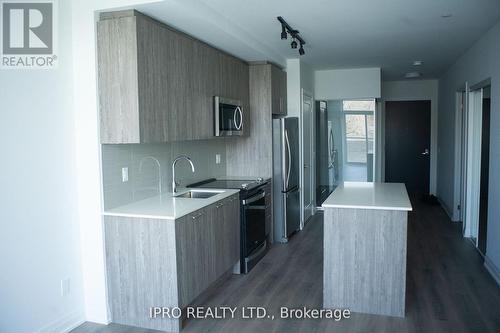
[291,38,298,49]
[299,44,305,55]
[281,25,287,39]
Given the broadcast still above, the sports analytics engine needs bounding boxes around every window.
[343,100,375,164]
[345,114,367,163]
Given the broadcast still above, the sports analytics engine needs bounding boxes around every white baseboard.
[484,255,500,286]
[35,310,85,333]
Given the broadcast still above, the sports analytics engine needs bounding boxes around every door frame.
[300,89,315,228]
[460,79,490,243]
[464,88,483,241]
[454,84,469,226]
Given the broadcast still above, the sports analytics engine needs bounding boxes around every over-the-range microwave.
[214,96,244,137]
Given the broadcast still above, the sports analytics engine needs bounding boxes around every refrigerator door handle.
[283,185,299,193]
[285,129,291,190]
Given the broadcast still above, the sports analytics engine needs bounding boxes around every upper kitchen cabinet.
[270,64,287,116]
[226,62,286,178]
[97,10,249,144]
[219,53,251,136]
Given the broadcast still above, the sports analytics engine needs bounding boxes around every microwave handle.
[235,106,243,130]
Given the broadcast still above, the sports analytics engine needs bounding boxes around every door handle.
[234,106,243,130]
[285,130,291,189]
[421,148,430,156]
[304,164,309,168]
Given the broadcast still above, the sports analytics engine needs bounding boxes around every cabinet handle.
[191,212,204,220]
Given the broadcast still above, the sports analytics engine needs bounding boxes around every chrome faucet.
[138,156,162,195]
[172,155,195,193]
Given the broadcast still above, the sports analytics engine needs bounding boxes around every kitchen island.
[322,182,412,317]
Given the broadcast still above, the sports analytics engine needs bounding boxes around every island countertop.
[322,182,412,211]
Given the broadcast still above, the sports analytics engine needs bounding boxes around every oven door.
[242,190,266,256]
[214,96,243,136]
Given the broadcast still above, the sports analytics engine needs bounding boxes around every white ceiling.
[132,0,500,80]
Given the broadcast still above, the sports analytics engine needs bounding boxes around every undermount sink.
[175,190,223,199]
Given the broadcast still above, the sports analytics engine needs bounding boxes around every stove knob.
[242,183,248,189]
[257,177,263,183]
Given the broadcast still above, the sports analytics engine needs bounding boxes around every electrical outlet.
[215,154,221,164]
[122,167,129,182]
[61,278,70,296]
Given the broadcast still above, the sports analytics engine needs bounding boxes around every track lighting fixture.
[281,25,287,39]
[277,16,306,56]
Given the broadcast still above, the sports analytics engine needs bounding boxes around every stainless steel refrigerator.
[273,117,300,243]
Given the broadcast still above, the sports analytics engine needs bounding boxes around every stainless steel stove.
[188,178,269,273]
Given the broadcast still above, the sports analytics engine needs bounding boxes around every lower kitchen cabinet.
[104,193,240,332]
[176,195,240,308]
[214,195,240,277]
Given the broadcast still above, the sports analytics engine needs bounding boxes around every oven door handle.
[245,205,266,210]
[242,191,266,205]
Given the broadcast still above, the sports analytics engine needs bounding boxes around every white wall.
[0,1,86,332]
[314,68,381,100]
[71,0,161,325]
[380,80,439,195]
[438,18,500,284]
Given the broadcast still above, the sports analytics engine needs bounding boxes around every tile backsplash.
[101,140,227,209]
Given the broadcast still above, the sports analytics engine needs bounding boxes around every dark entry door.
[478,95,490,255]
[385,101,431,193]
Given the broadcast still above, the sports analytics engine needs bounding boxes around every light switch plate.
[122,167,129,182]
[215,154,221,164]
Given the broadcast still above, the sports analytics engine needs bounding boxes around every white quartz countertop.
[322,182,413,211]
[103,189,240,220]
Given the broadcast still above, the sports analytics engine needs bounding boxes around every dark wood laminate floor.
[72,197,500,333]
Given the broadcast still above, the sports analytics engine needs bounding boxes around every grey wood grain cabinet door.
[175,196,239,307]
[176,207,215,307]
[270,64,287,116]
[214,196,240,276]
[191,42,220,140]
[279,69,287,115]
[271,64,281,115]
[219,53,250,137]
[97,16,141,144]
[104,216,181,332]
[229,196,241,265]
